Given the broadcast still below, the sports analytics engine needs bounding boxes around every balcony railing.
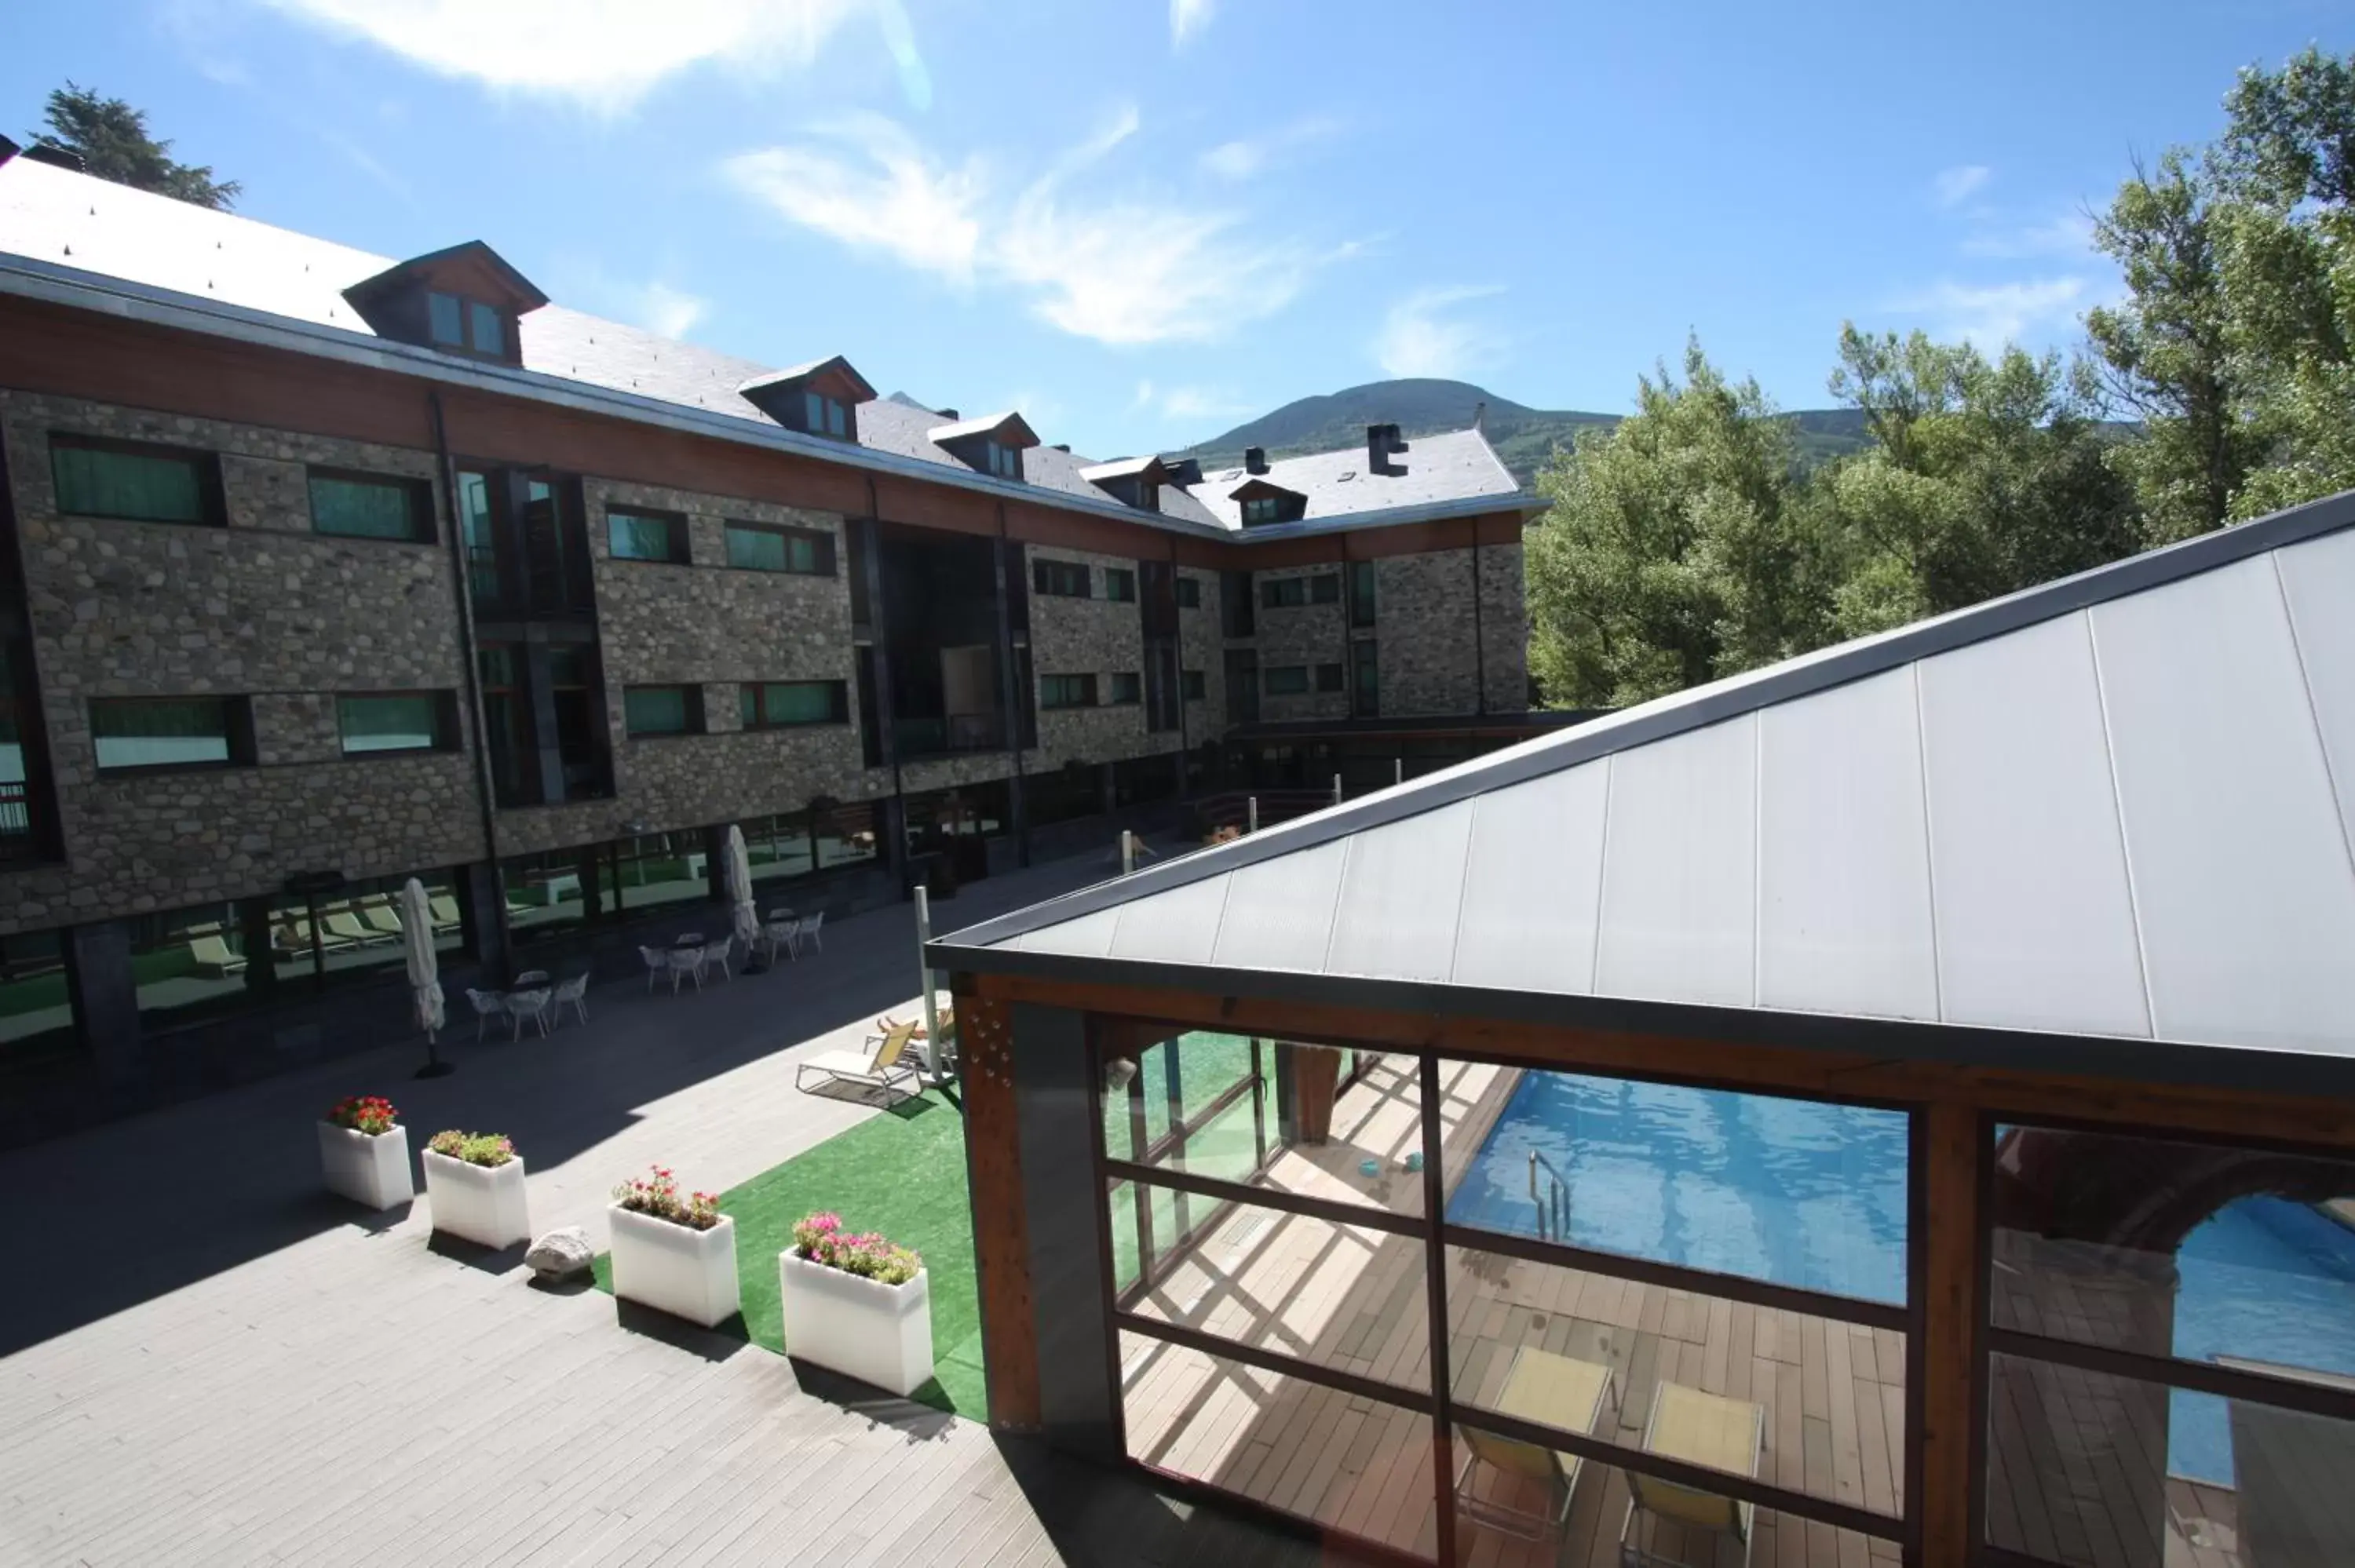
[894,712,1008,760]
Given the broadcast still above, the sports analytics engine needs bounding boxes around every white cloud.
[1374,285,1507,379]
[1170,0,1215,49]
[1199,116,1342,182]
[1890,276,2089,347]
[1931,164,1992,209]
[727,110,1349,345]
[722,115,986,283]
[261,0,869,106]
[635,281,710,339]
[1960,211,2094,260]
[1158,385,1254,423]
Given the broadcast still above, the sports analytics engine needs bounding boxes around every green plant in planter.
[427,1130,516,1167]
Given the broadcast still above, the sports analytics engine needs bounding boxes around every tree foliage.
[27,83,239,210]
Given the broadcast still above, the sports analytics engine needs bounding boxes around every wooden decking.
[1120,1056,1904,1566]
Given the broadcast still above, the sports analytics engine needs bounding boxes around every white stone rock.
[524,1226,594,1282]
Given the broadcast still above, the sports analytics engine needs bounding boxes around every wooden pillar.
[1919,1098,1981,1566]
[954,991,1041,1429]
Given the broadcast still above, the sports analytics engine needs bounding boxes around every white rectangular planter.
[318,1121,412,1210]
[422,1149,531,1249]
[778,1250,933,1397]
[608,1205,739,1328]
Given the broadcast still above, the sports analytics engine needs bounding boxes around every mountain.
[1181,378,1875,487]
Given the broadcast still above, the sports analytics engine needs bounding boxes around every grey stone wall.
[0,392,484,931]
[1480,539,1530,713]
[1027,545,1163,764]
[1374,549,1480,718]
[1178,567,1222,735]
[1249,563,1349,724]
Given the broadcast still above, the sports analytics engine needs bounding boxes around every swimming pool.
[1444,1068,2355,1484]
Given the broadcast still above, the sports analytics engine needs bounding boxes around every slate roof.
[0,156,1535,537]
[933,488,2355,1093]
[1184,429,1521,531]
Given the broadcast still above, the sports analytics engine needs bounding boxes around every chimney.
[1365,422,1401,473]
[1244,446,1267,474]
[938,407,959,421]
[1473,400,1486,432]
[1050,443,1071,452]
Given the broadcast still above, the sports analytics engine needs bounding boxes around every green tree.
[27,83,240,210]
[1820,326,2143,638]
[1525,341,1831,708]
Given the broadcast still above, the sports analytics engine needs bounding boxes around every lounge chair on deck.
[795,1021,921,1103]
[361,899,406,938]
[1455,1347,1614,1552]
[1619,1381,1765,1568]
[321,909,384,947]
[427,895,464,932]
[188,932,245,976]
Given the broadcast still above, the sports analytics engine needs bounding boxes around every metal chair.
[699,934,734,983]
[464,987,506,1043]
[663,946,703,994]
[552,972,590,1027]
[513,968,550,989]
[797,910,824,954]
[502,988,551,1041]
[761,914,799,964]
[638,946,668,993]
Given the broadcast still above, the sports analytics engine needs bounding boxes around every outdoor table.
[671,933,704,950]
[513,969,550,988]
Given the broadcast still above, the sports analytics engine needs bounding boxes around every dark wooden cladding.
[955,995,1042,1430]
[959,972,2355,1147]
[1918,1100,1981,1568]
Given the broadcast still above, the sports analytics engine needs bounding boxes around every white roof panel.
[1449,760,1611,995]
[1325,800,1477,983]
[2276,527,2355,856]
[1108,871,1232,966]
[1595,717,1758,1008]
[1208,839,1350,973]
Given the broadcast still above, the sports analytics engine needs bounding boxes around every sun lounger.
[361,899,406,938]
[795,1021,921,1102]
[428,895,464,932]
[1620,1381,1766,1568]
[1456,1347,1614,1548]
[321,910,383,946]
[187,932,246,977]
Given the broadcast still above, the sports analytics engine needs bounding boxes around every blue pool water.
[1445,1071,2355,1484]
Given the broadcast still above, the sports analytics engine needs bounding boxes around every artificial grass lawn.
[593,1088,985,1417]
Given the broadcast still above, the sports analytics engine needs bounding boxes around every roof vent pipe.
[1244,446,1267,474]
[1473,400,1486,432]
[937,407,958,420]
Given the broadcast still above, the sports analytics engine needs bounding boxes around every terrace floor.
[0,841,1359,1568]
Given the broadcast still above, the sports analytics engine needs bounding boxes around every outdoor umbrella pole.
[417,1023,452,1079]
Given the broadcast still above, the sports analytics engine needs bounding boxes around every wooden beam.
[955,995,1042,1429]
[958,972,2355,1148]
[1917,1099,1981,1566]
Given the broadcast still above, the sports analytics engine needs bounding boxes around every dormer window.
[1241,496,1285,526]
[341,242,546,367]
[1079,454,1169,512]
[1229,478,1309,527]
[931,412,1041,483]
[737,356,874,444]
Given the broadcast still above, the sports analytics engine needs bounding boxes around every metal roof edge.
[1225,490,1550,541]
[936,484,2355,951]
[918,945,2355,1100]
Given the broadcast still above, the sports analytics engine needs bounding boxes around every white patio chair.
[797,910,825,954]
[761,914,798,964]
[503,988,551,1041]
[638,946,668,993]
[465,987,505,1043]
[552,972,590,1027]
[664,946,703,995]
[699,934,734,983]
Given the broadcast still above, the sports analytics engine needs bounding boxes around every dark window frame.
[606,506,692,565]
[1175,576,1202,610]
[1311,572,1342,605]
[425,290,514,363]
[335,690,460,757]
[1181,668,1207,701]
[1032,559,1093,599]
[48,433,227,527]
[1039,673,1100,709]
[89,695,255,775]
[1314,662,1345,694]
[622,683,706,739]
[739,679,851,730]
[1104,567,1137,603]
[723,520,837,577]
[306,466,436,545]
[1263,665,1310,697]
[1349,560,1377,628]
[1108,671,1143,706]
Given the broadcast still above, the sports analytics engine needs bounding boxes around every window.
[801,390,850,440]
[607,509,689,563]
[1264,666,1309,696]
[337,693,453,755]
[1108,672,1142,705]
[1260,574,1339,609]
[1040,673,1098,709]
[427,291,503,356]
[1240,496,1286,526]
[1351,638,1379,717]
[724,522,834,575]
[1349,560,1376,628]
[1314,663,1344,694]
[1032,558,1091,598]
[623,684,702,737]
[985,442,1023,480]
[91,696,247,772]
[1176,576,1201,609]
[547,647,610,800]
[49,435,222,526]
[739,680,849,728]
[1104,567,1137,603]
[1181,669,1206,701]
[130,875,465,1027]
[309,470,432,542]
[0,928,75,1070]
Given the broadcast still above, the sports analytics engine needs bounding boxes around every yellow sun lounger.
[1621,1381,1766,1568]
[1456,1347,1615,1550]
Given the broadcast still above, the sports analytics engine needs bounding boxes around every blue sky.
[5,1,2347,458]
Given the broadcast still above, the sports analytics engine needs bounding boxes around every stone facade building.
[0,150,1561,1140]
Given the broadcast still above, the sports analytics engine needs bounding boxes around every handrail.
[1528,1149,1571,1242]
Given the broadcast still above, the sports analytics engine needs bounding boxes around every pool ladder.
[1528,1150,1570,1242]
